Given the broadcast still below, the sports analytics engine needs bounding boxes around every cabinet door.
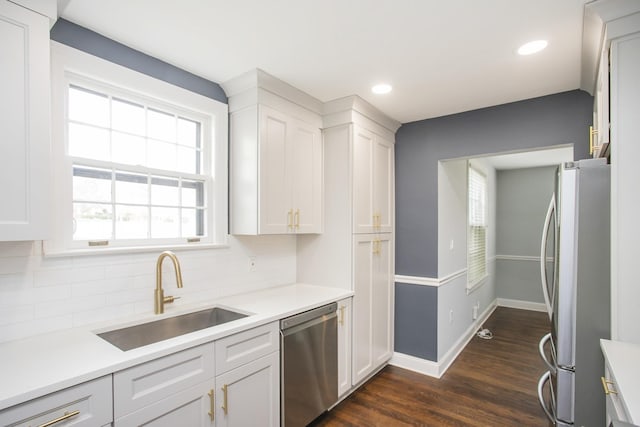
[337,297,353,397]
[352,126,394,234]
[291,119,323,233]
[373,136,394,233]
[214,352,279,427]
[352,126,374,233]
[114,380,215,427]
[0,1,50,240]
[352,234,393,385]
[372,235,393,366]
[259,105,291,234]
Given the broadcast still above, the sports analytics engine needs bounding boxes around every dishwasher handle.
[280,302,337,330]
[281,311,337,337]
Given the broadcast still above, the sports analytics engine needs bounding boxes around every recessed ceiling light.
[372,83,392,94]
[517,40,548,55]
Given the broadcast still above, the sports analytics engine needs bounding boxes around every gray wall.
[395,283,437,359]
[394,90,593,361]
[50,19,227,104]
[395,90,592,279]
[495,166,556,303]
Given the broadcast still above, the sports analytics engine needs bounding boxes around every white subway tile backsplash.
[0,315,73,343]
[0,236,297,343]
[34,265,105,287]
[0,306,33,326]
[73,303,136,328]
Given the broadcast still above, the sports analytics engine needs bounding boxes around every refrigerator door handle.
[537,371,556,423]
[540,195,555,320]
[538,333,556,373]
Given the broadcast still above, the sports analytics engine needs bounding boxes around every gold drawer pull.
[38,410,80,427]
[222,384,228,415]
[295,209,300,230]
[601,377,618,395]
[339,305,345,326]
[208,389,215,421]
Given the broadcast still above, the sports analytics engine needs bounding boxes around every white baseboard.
[390,300,497,378]
[389,352,441,378]
[497,298,547,312]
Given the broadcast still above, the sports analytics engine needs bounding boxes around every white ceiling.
[58,0,591,124]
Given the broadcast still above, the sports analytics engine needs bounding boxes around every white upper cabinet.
[0,0,51,241]
[258,105,322,234]
[224,69,323,235]
[353,125,394,234]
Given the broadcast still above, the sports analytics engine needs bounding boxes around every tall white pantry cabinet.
[297,96,400,388]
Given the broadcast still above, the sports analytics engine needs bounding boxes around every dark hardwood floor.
[312,307,552,427]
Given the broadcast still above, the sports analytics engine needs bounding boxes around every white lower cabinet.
[337,297,352,398]
[214,352,279,427]
[352,233,393,386]
[0,375,112,427]
[111,323,279,427]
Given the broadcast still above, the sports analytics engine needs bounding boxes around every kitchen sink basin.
[97,307,249,351]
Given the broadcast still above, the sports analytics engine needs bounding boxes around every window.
[467,164,487,289]
[47,43,228,254]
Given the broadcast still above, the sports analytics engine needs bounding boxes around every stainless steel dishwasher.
[280,302,338,427]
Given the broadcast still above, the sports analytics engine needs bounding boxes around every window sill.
[42,240,230,258]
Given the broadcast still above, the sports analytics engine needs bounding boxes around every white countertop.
[601,339,640,423]
[0,283,352,410]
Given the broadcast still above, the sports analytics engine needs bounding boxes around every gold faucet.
[154,251,184,314]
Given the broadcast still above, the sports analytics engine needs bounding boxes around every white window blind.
[468,164,487,288]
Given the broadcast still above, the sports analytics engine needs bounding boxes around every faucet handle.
[163,295,181,304]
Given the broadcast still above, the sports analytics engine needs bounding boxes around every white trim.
[395,268,467,287]
[389,300,497,378]
[497,298,548,312]
[389,352,440,378]
[394,274,440,287]
[496,254,554,262]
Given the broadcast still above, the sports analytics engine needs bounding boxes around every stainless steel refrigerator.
[537,158,611,427]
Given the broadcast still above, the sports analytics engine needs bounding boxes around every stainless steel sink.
[97,307,249,351]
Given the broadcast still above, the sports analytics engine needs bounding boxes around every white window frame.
[467,162,487,290]
[45,42,228,255]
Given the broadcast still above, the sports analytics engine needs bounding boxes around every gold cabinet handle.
[339,305,345,326]
[222,384,228,415]
[287,209,293,230]
[601,377,618,395]
[372,239,380,255]
[590,125,599,155]
[208,389,215,421]
[295,209,300,230]
[38,410,80,427]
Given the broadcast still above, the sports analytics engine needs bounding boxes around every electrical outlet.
[449,309,454,324]
[248,256,257,271]
[472,305,478,320]
[449,239,454,250]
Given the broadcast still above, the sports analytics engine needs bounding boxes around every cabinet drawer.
[113,342,214,418]
[115,380,215,427]
[215,322,279,375]
[0,375,112,427]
